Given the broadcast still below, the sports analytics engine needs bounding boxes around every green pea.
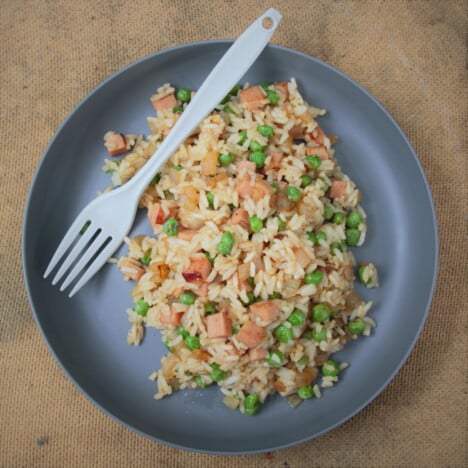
[269,291,282,299]
[288,308,306,326]
[257,125,274,138]
[177,326,189,338]
[164,339,174,353]
[266,350,285,367]
[312,303,332,322]
[286,185,301,202]
[330,241,345,255]
[210,363,227,382]
[319,177,330,192]
[315,231,328,242]
[140,250,151,265]
[260,81,271,90]
[172,105,183,113]
[204,251,215,266]
[297,355,309,366]
[302,330,314,340]
[238,131,247,145]
[247,276,255,288]
[249,215,263,232]
[333,212,345,225]
[162,217,179,236]
[301,174,313,188]
[244,393,260,416]
[270,181,279,194]
[348,318,366,335]
[249,140,265,152]
[311,328,327,342]
[195,375,208,388]
[229,84,241,96]
[249,151,266,168]
[172,164,183,171]
[346,211,362,228]
[277,217,286,231]
[304,269,324,285]
[223,105,237,115]
[180,291,197,305]
[307,231,317,244]
[206,191,214,208]
[266,89,279,105]
[184,334,201,350]
[322,359,340,377]
[232,325,240,335]
[243,292,257,305]
[150,172,161,186]
[273,324,294,343]
[345,228,361,246]
[79,220,90,235]
[204,303,217,315]
[135,299,149,316]
[323,204,333,220]
[358,265,371,285]
[218,152,234,166]
[176,87,191,102]
[218,231,235,255]
[297,384,315,399]
[305,155,322,169]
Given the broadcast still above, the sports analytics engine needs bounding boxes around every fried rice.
[101,78,378,415]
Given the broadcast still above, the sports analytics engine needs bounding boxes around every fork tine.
[51,225,98,286]
[59,232,110,292]
[68,240,118,297]
[43,216,91,279]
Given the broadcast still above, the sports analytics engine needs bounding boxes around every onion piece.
[222,395,240,410]
[286,393,303,409]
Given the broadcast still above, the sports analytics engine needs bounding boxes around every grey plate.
[22,41,438,454]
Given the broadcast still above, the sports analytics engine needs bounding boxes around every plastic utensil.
[43,8,282,297]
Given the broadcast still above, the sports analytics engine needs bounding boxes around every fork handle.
[124,8,282,197]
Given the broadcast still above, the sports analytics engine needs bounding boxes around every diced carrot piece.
[177,229,197,241]
[120,259,145,281]
[207,313,233,338]
[249,347,267,361]
[152,93,177,111]
[239,86,266,111]
[289,125,305,139]
[310,125,326,145]
[306,145,329,160]
[275,81,289,98]
[236,178,254,199]
[230,208,250,230]
[329,180,347,199]
[249,300,280,323]
[192,349,211,361]
[183,254,212,282]
[104,131,127,156]
[160,306,184,326]
[266,151,284,170]
[236,160,257,174]
[250,179,274,202]
[236,320,266,348]
[201,150,218,176]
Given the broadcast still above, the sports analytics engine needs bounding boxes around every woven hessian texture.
[1,0,466,466]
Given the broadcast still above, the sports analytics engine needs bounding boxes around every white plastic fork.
[44,8,282,297]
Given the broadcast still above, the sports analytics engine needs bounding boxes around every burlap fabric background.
[1,0,466,466]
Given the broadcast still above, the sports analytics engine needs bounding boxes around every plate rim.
[22,39,439,454]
